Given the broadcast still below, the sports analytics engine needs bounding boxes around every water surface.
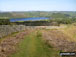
[10,17,50,22]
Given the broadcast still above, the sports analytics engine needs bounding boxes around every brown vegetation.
[42,29,76,52]
[0,30,31,57]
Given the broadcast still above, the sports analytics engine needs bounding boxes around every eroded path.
[11,30,59,57]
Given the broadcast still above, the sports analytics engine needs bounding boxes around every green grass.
[11,30,60,57]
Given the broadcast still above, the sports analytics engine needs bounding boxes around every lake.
[10,17,50,22]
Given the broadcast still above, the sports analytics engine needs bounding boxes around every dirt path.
[11,30,59,57]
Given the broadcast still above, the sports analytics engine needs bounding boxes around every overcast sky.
[0,0,76,11]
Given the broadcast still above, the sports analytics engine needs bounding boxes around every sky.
[0,0,76,11]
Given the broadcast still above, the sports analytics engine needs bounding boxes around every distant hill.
[0,11,76,19]
[51,13,70,18]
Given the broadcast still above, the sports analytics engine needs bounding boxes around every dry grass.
[42,29,76,52]
[11,30,59,57]
[0,29,31,57]
[60,24,76,41]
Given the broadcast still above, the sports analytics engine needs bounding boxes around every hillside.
[0,11,76,19]
[0,25,76,57]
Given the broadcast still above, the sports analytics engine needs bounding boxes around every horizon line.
[0,10,76,12]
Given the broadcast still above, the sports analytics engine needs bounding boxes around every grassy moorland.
[10,24,76,57]
[11,30,59,57]
[59,24,76,41]
[0,24,76,57]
